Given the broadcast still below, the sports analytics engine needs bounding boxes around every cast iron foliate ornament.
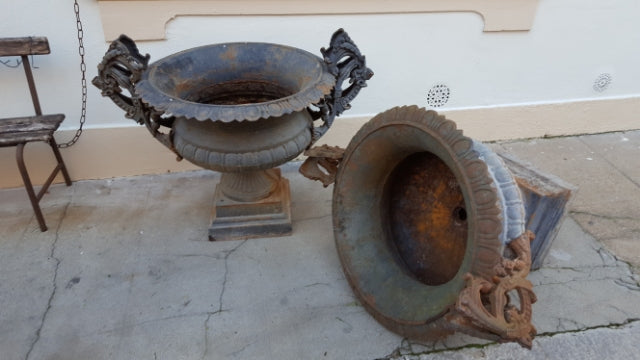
[92,36,149,123]
[452,230,537,348]
[311,29,373,142]
[92,36,175,151]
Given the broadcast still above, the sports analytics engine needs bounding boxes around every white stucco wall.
[1,0,639,133]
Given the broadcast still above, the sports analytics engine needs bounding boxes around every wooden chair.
[0,37,72,231]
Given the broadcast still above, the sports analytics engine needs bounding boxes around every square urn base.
[209,170,292,241]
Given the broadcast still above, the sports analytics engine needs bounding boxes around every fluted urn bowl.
[136,42,336,173]
[93,30,372,240]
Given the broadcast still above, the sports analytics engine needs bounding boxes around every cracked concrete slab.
[529,219,640,332]
[497,131,640,270]
[497,136,640,218]
[387,320,640,360]
[578,131,640,186]
[377,216,640,359]
[1,131,640,360]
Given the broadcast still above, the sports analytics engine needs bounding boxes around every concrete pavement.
[499,131,640,271]
[1,130,639,359]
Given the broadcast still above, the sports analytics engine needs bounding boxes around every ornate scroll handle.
[92,35,149,124]
[453,231,538,349]
[311,29,373,143]
[299,145,345,187]
[92,35,177,154]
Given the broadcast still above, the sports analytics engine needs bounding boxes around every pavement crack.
[595,246,618,266]
[379,338,494,359]
[225,340,257,357]
[534,276,639,290]
[375,338,412,359]
[614,277,640,291]
[202,239,247,359]
[606,304,632,318]
[217,240,247,313]
[304,282,331,288]
[376,338,444,359]
[175,253,224,260]
[201,312,214,360]
[296,213,332,223]
[95,311,223,336]
[537,318,640,338]
[587,244,640,274]
[555,318,585,332]
[25,202,70,360]
[570,210,640,222]
[201,309,227,360]
[378,319,640,359]
[541,264,618,271]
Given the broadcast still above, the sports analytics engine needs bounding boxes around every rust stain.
[219,46,238,62]
[387,152,468,286]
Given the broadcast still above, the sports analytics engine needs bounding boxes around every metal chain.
[58,0,87,148]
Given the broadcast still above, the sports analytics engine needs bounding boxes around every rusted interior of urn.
[184,80,292,105]
[383,152,468,286]
[147,43,324,106]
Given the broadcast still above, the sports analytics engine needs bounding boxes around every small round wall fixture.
[593,73,612,92]
[426,83,451,107]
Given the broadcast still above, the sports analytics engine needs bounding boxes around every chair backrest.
[0,37,50,116]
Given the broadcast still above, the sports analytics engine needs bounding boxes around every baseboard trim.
[1,97,638,189]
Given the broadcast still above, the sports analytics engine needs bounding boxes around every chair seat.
[0,114,64,147]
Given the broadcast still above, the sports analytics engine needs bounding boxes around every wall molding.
[97,0,540,41]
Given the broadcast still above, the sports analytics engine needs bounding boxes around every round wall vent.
[427,84,450,107]
[593,73,612,92]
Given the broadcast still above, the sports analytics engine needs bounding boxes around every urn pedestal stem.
[219,169,279,202]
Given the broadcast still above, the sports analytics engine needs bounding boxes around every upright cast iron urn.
[93,29,372,240]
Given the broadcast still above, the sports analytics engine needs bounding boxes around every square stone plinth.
[209,173,292,241]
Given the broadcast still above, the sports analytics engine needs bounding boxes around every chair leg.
[49,138,72,186]
[16,143,47,232]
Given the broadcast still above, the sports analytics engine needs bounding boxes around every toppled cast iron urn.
[93,29,372,240]
[301,106,571,348]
